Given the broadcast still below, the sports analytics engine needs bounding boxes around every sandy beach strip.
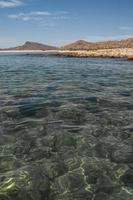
[0,50,58,54]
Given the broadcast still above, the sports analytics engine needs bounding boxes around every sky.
[0,0,133,47]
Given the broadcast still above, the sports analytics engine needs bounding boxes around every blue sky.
[0,0,133,47]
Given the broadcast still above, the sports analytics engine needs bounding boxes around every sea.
[0,53,133,200]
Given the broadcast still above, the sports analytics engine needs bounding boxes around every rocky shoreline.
[57,48,133,60]
[0,48,133,60]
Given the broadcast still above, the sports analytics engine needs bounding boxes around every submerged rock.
[57,104,86,124]
[121,169,133,187]
[111,144,133,163]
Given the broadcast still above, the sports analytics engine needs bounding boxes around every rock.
[57,104,86,124]
[51,169,93,200]
[111,144,133,163]
[0,156,21,173]
[121,169,133,187]
[94,192,109,200]
[128,55,133,60]
[96,174,120,194]
[108,187,133,200]
[52,132,77,151]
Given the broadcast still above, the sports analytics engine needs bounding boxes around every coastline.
[0,48,133,60]
[0,50,56,53]
[57,48,133,60]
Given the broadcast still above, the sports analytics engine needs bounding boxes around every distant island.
[0,38,133,60]
[0,41,58,51]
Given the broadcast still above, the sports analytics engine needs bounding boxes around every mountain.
[1,41,58,51]
[1,38,133,51]
[63,38,133,50]
[62,40,93,50]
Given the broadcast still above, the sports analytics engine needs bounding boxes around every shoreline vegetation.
[0,38,133,60]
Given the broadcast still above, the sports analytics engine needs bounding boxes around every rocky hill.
[1,41,58,51]
[1,38,133,51]
[63,38,133,50]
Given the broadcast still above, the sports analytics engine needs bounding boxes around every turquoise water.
[0,54,133,200]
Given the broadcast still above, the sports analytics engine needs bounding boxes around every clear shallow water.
[0,54,133,200]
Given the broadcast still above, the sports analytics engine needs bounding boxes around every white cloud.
[8,10,69,29]
[30,11,51,16]
[8,11,51,21]
[0,0,22,8]
[119,26,133,31]
[8,11,68,22]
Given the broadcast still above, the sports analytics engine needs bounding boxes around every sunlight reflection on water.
[0,54,133,200]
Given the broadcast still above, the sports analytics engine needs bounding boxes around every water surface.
[0,54,133,200]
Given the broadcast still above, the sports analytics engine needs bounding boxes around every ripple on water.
[0,55,133,200]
